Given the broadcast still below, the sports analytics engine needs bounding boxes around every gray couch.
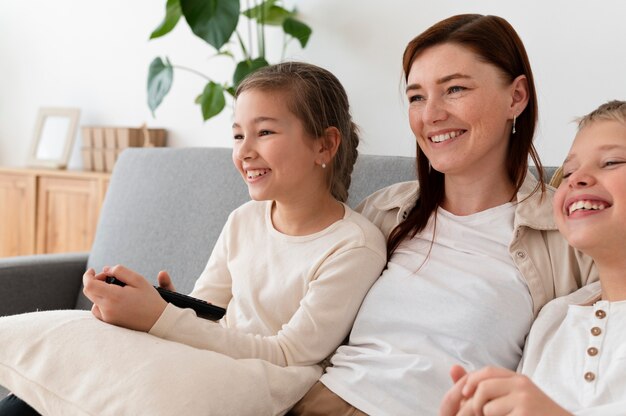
[0,147,556,399]
[0,147,417,398]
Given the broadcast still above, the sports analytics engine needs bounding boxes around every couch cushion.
[0,310,320,415]
[348,154,416,207]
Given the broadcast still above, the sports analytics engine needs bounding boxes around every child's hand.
[157,270,176,292]
[82,265,168,332]
[439,365,469,416]
[453,367,572,416]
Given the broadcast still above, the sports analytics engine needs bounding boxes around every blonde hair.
[235,62,360,203]
[577,100,626,129]
[551,100,626,187]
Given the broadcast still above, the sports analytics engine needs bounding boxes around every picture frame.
[28,107,80,169]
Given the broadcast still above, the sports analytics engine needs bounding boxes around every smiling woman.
[405,43,528,193]
[291,14,597,416]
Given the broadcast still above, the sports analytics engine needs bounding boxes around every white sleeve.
[148,246,385,367]
[188,220,233,309]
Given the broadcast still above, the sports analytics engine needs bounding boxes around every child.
[82,61,387,366]
[440,100,626,416]
[0,62,386,414]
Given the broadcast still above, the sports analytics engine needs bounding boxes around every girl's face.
[231,89,325,204]
[554,120,626,255]
[406,43,524,180]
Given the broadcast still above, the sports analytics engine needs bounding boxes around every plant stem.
[172,65,213,81]
[236,31,250,60]
[247,0,253,57]
[259,0,265,58]
[282,35,294,60]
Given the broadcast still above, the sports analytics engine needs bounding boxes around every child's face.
[553,120,626,255]
[231,89,324,203]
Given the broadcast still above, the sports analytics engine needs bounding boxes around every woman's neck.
[271,194,344,236]
[441,171,516,216]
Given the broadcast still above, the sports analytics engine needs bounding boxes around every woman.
[291,14,597,416]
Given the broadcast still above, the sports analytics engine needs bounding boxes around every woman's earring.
[321,163,327,169]
[512,115,517,135]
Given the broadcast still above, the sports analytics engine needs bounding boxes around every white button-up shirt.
[520,281,626,415]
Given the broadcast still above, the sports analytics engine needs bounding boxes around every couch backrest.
[78,148,416,308]
[78,147,555,309]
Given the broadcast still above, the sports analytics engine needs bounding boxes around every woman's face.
[406,43,519,180]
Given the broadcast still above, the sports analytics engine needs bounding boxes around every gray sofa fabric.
[0,253,88,317]
[0,147,554,399]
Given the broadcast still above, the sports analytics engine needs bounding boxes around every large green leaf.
[242,0,294,26]
[232,57,269,89]
[150,0,182,39]
[283,17,312,48]
[180,0,240,50]
[199,81,226,120]
[147,57,174,115]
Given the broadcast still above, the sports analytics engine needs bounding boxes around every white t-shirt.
[520,281,626,415]
[321,203,534,415]
[149,200,387,367]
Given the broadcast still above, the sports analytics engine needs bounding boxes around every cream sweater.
[149,200,386,367]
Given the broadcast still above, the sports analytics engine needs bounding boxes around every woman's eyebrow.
[405,73,471,94]
[437,73,471,84]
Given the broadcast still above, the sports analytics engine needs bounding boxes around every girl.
[0,62,386,414]
[82,61,386,367]
[440,100,626,416]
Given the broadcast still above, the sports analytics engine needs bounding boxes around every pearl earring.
[321,163,326,169]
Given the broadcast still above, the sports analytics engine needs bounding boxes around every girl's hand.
[83,265,168,332]
[455,367,572,416]
[157,270,176,292]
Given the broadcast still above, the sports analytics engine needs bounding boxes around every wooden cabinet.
[0,167,110,257]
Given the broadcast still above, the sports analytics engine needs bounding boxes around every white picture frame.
[28,107,80,169]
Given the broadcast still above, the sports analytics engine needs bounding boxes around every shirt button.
[595,309,606,319]
[584,372,596,382]
[591,327,602,336]
[516,251,526,259]
[587,347,599,356]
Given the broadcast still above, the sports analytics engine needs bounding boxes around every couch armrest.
[0,252,88,317]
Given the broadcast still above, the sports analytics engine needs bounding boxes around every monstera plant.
[147,0,312,121]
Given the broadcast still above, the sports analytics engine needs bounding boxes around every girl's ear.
[510,74,529,118]
[319,126,341,162]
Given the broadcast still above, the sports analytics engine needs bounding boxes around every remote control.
[105,276,226,321]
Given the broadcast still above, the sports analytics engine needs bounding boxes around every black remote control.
[105,276,226,321]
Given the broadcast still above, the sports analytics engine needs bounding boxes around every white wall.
[2,0,626,169]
